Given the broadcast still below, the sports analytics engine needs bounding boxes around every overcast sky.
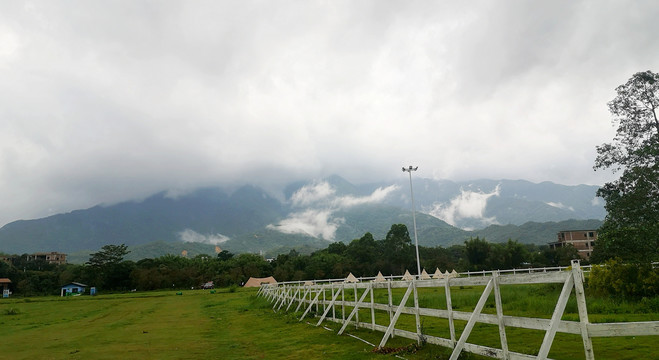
[1,1,658,227]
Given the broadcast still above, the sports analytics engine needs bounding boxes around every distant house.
[61,282,88,297]
[548,230,597,260]
[28,252,67,265]
[1,278,11,298]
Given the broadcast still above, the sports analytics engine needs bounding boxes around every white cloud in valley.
[178,229,230,245]
[429,185,501,227]
[268,181,398,240]
[546,202,575,211]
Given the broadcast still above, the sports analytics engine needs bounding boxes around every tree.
[326,241,347,256]
[593,70,659,262]
[86,244,131,290]
[87,244,130,267]
[346,232,379,275]
[217,250,234,261]
[382,224,414,275]
[465,237,490,270]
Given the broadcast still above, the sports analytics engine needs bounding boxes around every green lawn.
[1,286,657,359]
[0,289,403,360]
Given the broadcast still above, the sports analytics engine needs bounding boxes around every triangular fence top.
[374,271,387,282]
[344,272,359,283]
[420,269,431,280]
[402,270,414,281]
[450,270,459,278]
[432,268,444,279]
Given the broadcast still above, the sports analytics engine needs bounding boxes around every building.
[27,252,67,265]
[1,278,11,298]
[60,282,87,296]
[549,230,597,260]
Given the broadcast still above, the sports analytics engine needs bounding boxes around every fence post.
[449,279,494,360]
[378,282,415,348]
[300,288,322,321]
[315,283,319,314]
[387,280,394,339]
[295,286,310,313]
[316,284,344,326]
[272,287,283,310]
[276,286,292,312]
[571,260,595,360]
[370,282,376,330]
[413,279,422,344]
[492,272,509,359]
[342,285,345,323]
[338,287,372,335]
[286,287,300,312]
[331,283,336,321]
[353,283,359,328]
[445,277,456,346]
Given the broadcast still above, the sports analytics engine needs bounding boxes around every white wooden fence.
[258,260,659,359]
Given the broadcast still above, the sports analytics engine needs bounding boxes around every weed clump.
[372,343,420,355]
[4,308,20,316]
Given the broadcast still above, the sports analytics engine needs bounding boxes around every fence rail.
[270,264,591,287]
[259,260,659,360]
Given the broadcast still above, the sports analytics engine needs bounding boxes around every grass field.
[1,286,657,359]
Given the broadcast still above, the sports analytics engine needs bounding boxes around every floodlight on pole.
[402,165,421,279]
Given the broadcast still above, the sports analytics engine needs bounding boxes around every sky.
[1,0,659,227]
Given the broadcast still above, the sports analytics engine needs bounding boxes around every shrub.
[589,258,659,298]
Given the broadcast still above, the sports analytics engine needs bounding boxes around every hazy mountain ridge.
[0,176,605,256]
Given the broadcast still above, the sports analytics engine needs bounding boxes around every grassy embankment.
[0,285,657,359]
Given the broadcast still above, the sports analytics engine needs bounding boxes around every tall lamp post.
[402,166,421,279]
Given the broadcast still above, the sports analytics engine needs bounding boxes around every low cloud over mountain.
[428,185,501,229]
[267,181,399,240]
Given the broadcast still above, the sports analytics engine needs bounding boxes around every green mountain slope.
[0,176,606,257]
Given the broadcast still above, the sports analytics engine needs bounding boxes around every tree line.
[0,224,581,296]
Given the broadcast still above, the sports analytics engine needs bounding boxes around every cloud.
[267,209,343,240]
[268,181,397,240]
[591,197,604,206]
[178,229,230,245]
[334,185,399,208]
[1,1,658,227]
[290,181,335,207]
[429,185,500,227]
[546,202,575,211]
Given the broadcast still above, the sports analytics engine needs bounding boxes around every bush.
[588,258,659,298]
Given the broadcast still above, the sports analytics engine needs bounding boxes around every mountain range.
[0,176,605,260]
